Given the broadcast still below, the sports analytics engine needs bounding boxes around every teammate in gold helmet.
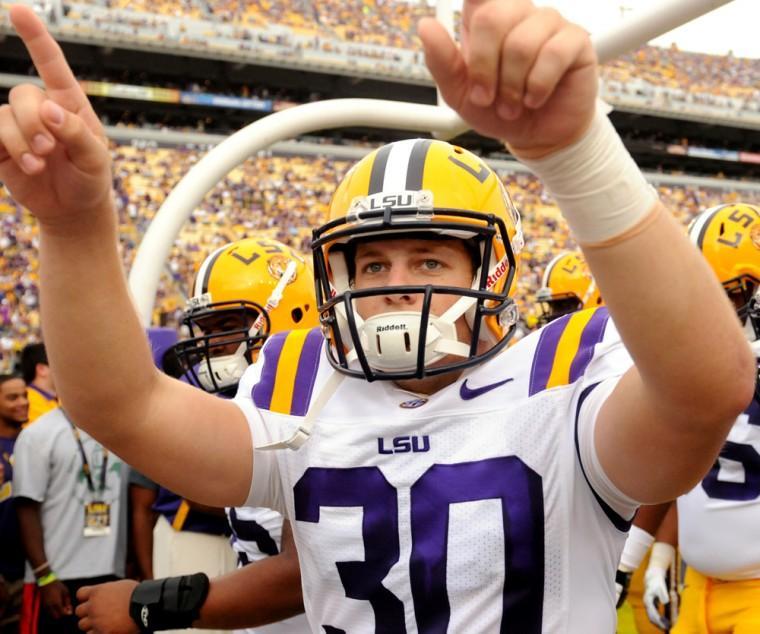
[536,250,603,325]
[169,238,317,396]
[689,203,760,345]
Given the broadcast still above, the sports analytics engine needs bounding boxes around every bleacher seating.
[2,141,758,370]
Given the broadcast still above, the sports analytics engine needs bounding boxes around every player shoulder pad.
[251,327,324,416]
[528,307,611,396]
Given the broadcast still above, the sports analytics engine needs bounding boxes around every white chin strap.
[343,295,475,372]
[256,371,345,451]
[197,354,250,392]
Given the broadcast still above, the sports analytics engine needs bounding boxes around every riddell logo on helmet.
[376,323,407,332]
[486,258,509,289]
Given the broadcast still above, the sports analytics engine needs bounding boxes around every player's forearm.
[583,208,754,423]
[512,108,754,425]
[38,210,159,442]
[195,557,304,629]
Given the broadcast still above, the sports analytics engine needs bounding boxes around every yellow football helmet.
[168,238,318,395]
[688,203,760,343]
[536,250,603,325]
[311,138,524,381]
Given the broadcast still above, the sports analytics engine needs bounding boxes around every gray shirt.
[13,408,128,582]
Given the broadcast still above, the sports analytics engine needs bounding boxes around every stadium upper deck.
[1,0,758,127]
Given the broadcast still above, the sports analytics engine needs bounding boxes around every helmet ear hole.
[292,307,304,323]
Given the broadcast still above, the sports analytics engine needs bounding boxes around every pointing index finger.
[9,5,95,118]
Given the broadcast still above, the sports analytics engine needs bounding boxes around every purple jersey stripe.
[568,308,610,384]
[290,328,324,416]
[528,314,571,396]
[252,332,288,410]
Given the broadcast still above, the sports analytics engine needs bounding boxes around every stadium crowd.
[1,142,758,371]
[38,0,759,113]
[3,1,757,118]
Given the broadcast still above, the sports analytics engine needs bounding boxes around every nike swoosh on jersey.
[459,377,514,400]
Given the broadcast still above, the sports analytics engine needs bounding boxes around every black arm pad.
[129,573,210,632]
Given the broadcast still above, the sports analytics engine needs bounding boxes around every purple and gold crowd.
[50,0,759,103]
[2,142,758,371]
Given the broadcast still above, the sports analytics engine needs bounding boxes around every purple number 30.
[294,456,544,633]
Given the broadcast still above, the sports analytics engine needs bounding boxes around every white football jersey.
[677,381,760,580]
[234,308,637,633]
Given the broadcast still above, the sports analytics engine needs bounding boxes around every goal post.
[128,0,735,325]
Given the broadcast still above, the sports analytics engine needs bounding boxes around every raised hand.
[418,0,598,156]
[0,5,112,230]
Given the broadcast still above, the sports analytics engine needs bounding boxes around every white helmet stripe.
[194,244,227,298]
[541,251,569,290]
[688,205,728,248]
[382,139,420,192]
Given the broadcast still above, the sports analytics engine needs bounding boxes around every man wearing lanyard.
[13,407,128,634]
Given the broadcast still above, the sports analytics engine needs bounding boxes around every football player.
[1,3,755,632]
[639,203,760,634]
[535,250,602,325]
[78,238,314,634]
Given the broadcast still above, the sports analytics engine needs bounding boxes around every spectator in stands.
[0,373,28,634]
[13,406,129,634]
[19,343,58,424]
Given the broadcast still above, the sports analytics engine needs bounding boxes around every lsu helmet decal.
[311,138,524,381]
[167,238,317,396]
[536,250,602,325]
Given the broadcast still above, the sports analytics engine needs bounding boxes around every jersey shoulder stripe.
[252,327,323,416]
[529,307,610,395]
[574,383,632,532]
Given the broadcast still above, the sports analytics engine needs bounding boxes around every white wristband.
[619,525,655,572]
[647,541,676,573]
[515,108,659,246]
